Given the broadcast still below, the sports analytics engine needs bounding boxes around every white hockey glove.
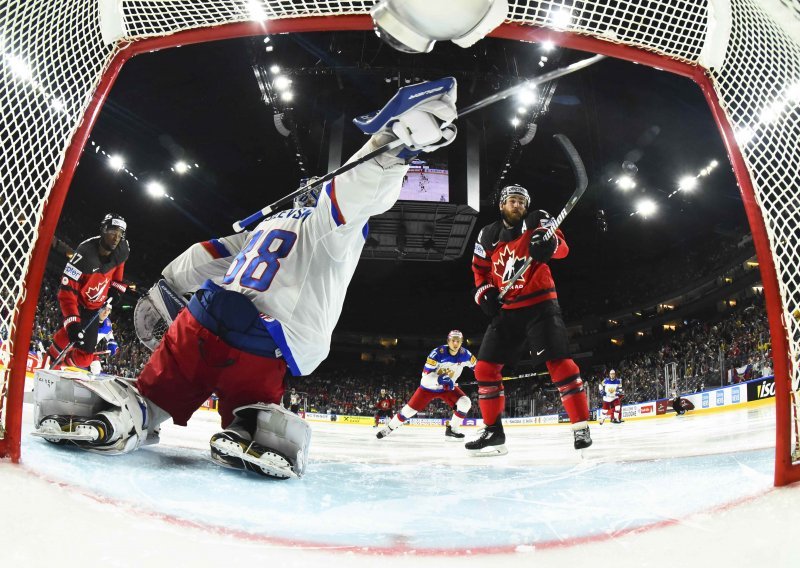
[353,77,458,160]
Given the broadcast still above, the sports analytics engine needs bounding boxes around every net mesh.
[1,0,798,468]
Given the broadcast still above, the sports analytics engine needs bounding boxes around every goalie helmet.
[101,212,127,235]
[292,178,322,209]
[499,184,530,208]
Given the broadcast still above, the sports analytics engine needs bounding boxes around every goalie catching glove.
[134,279,188,351]
[353,77,457,160]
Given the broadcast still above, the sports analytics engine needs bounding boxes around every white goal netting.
[1,0,798,479]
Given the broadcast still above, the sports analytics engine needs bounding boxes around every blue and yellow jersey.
[420,345,477,391]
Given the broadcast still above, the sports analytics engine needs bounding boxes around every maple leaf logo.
[85,280,109,303]
[493,245,528,286]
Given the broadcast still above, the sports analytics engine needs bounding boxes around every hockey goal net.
[1,0,798,485]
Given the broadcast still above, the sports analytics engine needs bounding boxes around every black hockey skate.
[445,423,465,440]
[573,424,593,449]
[465,423,507,456]
[33,414,114,446]
[210,430,295,480]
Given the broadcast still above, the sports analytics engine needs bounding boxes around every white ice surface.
[2,400,799,567]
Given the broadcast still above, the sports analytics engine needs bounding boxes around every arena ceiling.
[59,30,747,333]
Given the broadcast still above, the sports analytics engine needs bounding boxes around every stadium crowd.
[20,224,771,420]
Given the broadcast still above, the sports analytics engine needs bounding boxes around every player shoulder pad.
[428,348,439,359]
[478,221,502,252]
[117,238,130,262]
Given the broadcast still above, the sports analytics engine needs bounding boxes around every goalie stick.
[232,54,605,232]
[498,133,588,300]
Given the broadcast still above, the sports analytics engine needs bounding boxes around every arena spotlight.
[174,161,189,174]
[146,181,166,198]
[678,176,698,191]
[273,75,291,90]
[247,0,267,21]
[269,64,280,73]
[550,8,572,29]
[518,87,537,105]
[541,40,555,52]
[635,199,657,217]
[280,91,294,102]
[616,175,636,190]
[108,154,124,171]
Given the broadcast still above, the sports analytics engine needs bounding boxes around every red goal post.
[1,1,798,486]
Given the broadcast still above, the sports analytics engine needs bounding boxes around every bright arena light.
[247,0,267,21]
[550,8,572,29]
[518,87,537,105]
[6,54,32,82]
[679,176,698,191]
[511,117,520,127]
[269,64,280,74]
[616,175,636,190]
[280,91,294,102]
[146,181,166,198]
[541,40,555,52]
[273,75,291,90]
[108,155,124,171]
[636,199,657,217]
[174,161,189,174]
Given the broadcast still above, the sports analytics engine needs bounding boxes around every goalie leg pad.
[210,403,311,479]
[32,370,168,454]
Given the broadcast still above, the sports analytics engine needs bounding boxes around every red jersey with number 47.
[472,209,568,310]
[58,236,129,318]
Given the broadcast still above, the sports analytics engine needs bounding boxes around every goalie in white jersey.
[32,78,458,480]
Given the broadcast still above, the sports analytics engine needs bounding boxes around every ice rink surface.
[2,400,799,567]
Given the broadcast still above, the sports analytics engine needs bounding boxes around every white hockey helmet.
[447,329,464,341]
[499,184,530,208]
[609,369,616,377]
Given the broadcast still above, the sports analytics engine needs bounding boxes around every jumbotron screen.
[398,159,449,202]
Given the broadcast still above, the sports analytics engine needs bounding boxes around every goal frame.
[0,9,796,487]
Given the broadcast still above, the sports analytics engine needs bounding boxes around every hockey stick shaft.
[232,55,604,232]
[498,134,588,300]
[457,54,605,118]
[49,300,111,369]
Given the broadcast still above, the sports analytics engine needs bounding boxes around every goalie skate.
[32,415,111,445]
[210,431,297,480]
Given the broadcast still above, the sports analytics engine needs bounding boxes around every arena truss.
[1,0,798,485]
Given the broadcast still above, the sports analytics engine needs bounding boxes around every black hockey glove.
[529,228,558,262]
[475,284,501,318]
[64,317,84,345]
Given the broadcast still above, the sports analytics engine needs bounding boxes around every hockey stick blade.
[232,55,604,232]
[499,134,588,300]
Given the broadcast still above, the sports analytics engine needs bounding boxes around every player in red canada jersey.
[47,213,129,369]
[468,184,591,455]
[374,388,394,427]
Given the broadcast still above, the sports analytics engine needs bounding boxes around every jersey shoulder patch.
[63,263,82,281]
